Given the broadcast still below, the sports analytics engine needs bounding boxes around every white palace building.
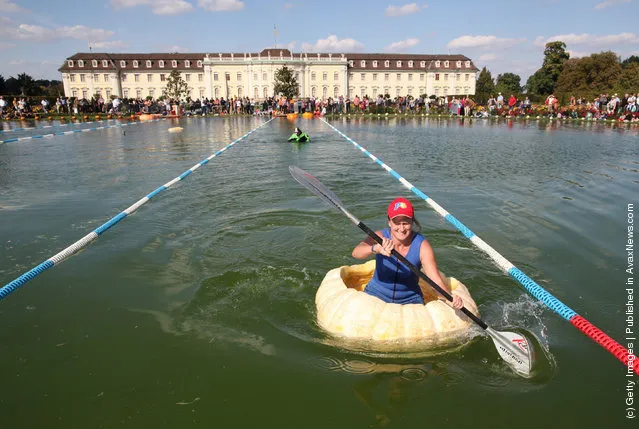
[58,48,478,101]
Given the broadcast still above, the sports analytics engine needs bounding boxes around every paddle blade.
[289,166,345,213]
[486,327,533,377]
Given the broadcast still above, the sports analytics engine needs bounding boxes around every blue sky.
[1,0,638,83]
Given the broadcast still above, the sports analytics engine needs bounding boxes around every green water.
[1,116,637,428]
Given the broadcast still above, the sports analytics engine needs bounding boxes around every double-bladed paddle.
[289,165,533,377]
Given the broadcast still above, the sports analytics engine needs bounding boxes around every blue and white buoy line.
[0,117,274,301]
[0,118,164,145]
[0,118,118,133]
[320,117,638,374]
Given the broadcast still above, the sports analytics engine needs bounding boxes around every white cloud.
[160,45,190,52]
[3,23,115,43]
[594,0,631,9]
[566,50,590,58]
[447,35,525,49]
[111,0,194,15]
[385,3,421,17]
[478,53,497,61]
[91,40,129,49]
[198,0,244,12]
[285,41,297,51]
[540,32,639,47]
[0,41,16,50]
[283,3,294,9]
[384,38,419,52]
[301,35,364,52]
[0,0,28,13]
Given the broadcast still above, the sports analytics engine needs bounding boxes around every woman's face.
[388,216,413,242]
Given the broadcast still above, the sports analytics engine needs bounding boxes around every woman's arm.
[352,230,392,259]
[419,240,463,309]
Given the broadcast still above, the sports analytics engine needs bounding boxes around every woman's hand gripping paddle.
[289,165,534,377]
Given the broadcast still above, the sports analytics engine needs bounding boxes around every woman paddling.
[352,197,463,308]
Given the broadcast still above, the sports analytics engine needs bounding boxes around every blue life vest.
[364,228,425,304]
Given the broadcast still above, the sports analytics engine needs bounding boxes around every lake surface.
[1,116,637,428]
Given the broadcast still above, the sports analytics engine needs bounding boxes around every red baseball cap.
[387,197,414,219]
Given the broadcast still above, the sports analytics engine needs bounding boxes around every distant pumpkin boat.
[316,260,479,351]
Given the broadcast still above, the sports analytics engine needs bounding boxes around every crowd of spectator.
[1,92,638,122]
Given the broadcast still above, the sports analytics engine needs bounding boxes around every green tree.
[164,70,190,100]
[621,55,639,68]
[273,66,298,99]
[474,67,495,104]
[494,72,522,96]
[618,62,639,93]
[555,51,622,99]
[526,41,570,96]
[0,75,5,94]
[16,72,36,96]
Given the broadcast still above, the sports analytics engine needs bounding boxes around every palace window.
[444,74,448,81]
[373,73,377,81]
[420,73,424,81]
[384,73,389,81]
[68,60,74,67]
[465,74,470,81]
[185,60,190,68]
[333,72,338,80]
[435,61,440,67]
[82,90,87,98]
[253,73,257,80]
[147,74,152,82]
[465,61,470,67]
[185,74,190,81]
[361,60,366,67]
[70,74,75,82]
[172,60,177,67]
[149,88,154,97]
[214,73,218,81]
[323,72,327,81]
[396,73,401,81]
[160,74,166,82]
[93,74,99,82]
[334,86,339,97]
[159,60,164,68]
[92,60,98,67]
[134,74,140,82]
[102,60,108,67]
[236,73,241,81]
[263,73,267,81]
[121,74,127,81]
[104,74,109,82]
[80,74,85,82]
[456,61,461,68]
[72,89,78,97]
[435,73,439,81]
[120,60,126,67]
[408,73,413,81]
[123,89,128,97]
[397,61,402,67]
[384,60,389,67]
[78,60,84,67]
[408,61,413,68]
[373,61,378,67]
[420,61,425,67]
[444,61,449,67]
[136,89,141,98]
[133,60,138,68]
[456,73,460,81]
[311,72,316,81]
[360,73,365,80]
[147,60,152,67]
[198,74,203,82]
[197,60,202,67]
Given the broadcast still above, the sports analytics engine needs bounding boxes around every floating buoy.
[168,127,183,133]
[83,115,88,119]
[302,112,313,119]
